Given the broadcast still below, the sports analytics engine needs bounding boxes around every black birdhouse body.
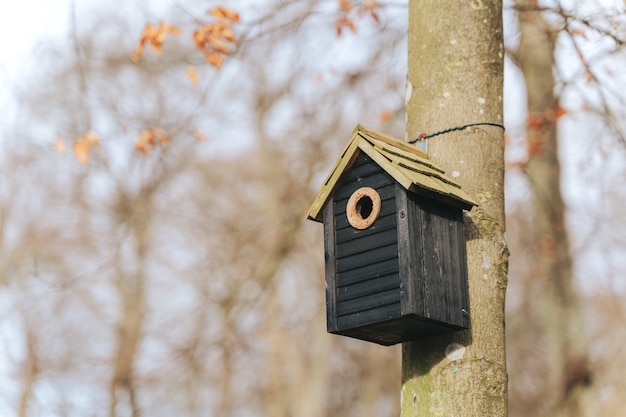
[307,125,477,346]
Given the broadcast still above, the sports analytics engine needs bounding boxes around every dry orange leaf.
[336,16,357,36]
[133,22,181,61]
[205,52,224,69]
[362,0,380,24]
[185,66,199,85]
[209,6,240,23]
[506,159,526,170]
[339,0,354,12]
[192,130,208,142]
[135,130,152,155]
[83,130,100,146]
[208,36,233,54]
[72,130,100,165]
[218,25,237,43]
[555,104,568,119]
[153,128,170,147]
[527,113,547,130]
[193,17,238,70]
[73,141,90,165]
[379,110,393,122]
[135,128,170,155]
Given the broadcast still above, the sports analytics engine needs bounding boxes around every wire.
[408,122,505,144]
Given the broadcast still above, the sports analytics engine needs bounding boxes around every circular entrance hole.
[346,187,381,230]
[356,195,374,219]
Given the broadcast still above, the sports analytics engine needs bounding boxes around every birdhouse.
[307,125,477,345]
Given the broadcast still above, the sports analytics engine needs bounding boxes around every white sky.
[0,0,67,67]
[0,0,624,295]
[0,0,68,116]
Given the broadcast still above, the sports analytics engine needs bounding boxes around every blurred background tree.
[1,1,626,416]
[1,2,404,416]
[505,1,626,416]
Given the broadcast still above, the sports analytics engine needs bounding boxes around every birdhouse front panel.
[309,125,477,346]
[326,152,402,336]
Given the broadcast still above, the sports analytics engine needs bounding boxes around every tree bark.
[402,1,508,416]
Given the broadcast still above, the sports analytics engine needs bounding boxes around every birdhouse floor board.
[337,258,399,286]
[337,273,400,302]
[335,314,466,346]
[336,243,398,273]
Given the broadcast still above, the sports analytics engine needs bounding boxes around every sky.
[0,0,67,68]
[1,0,625,295]
[0,0,68,117]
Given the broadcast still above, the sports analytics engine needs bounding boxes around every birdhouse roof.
[307,125,478,222]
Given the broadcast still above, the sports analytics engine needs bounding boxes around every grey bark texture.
[402,1,509,416]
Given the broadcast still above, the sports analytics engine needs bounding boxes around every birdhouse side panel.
[330,152,402,331]
[408,193,470,329]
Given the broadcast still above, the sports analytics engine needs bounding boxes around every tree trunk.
[401,1,508,416]
[514,2,592,416]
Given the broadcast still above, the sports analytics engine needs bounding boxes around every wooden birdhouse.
[307,125,477,345]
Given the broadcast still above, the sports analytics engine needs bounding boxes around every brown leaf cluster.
[72,131,100,165]
[132,6,239,71]
[54,128,209,163]
[135,128,170,155]
[193,6,240,69]
[132,22,181,61]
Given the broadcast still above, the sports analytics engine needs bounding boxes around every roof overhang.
[307,125,478,222]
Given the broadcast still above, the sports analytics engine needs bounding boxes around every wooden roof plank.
[396,164,451,195]
[376,147,458,186]
[368,137,444,173]
[356,125,428,159]
[403,166,476,204]
[307,136,363,221]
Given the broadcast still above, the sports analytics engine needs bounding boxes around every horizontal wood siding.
[337,258,398,286]
[336,302,401,333]
[332,152,401,329]
[337,273,400,302]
